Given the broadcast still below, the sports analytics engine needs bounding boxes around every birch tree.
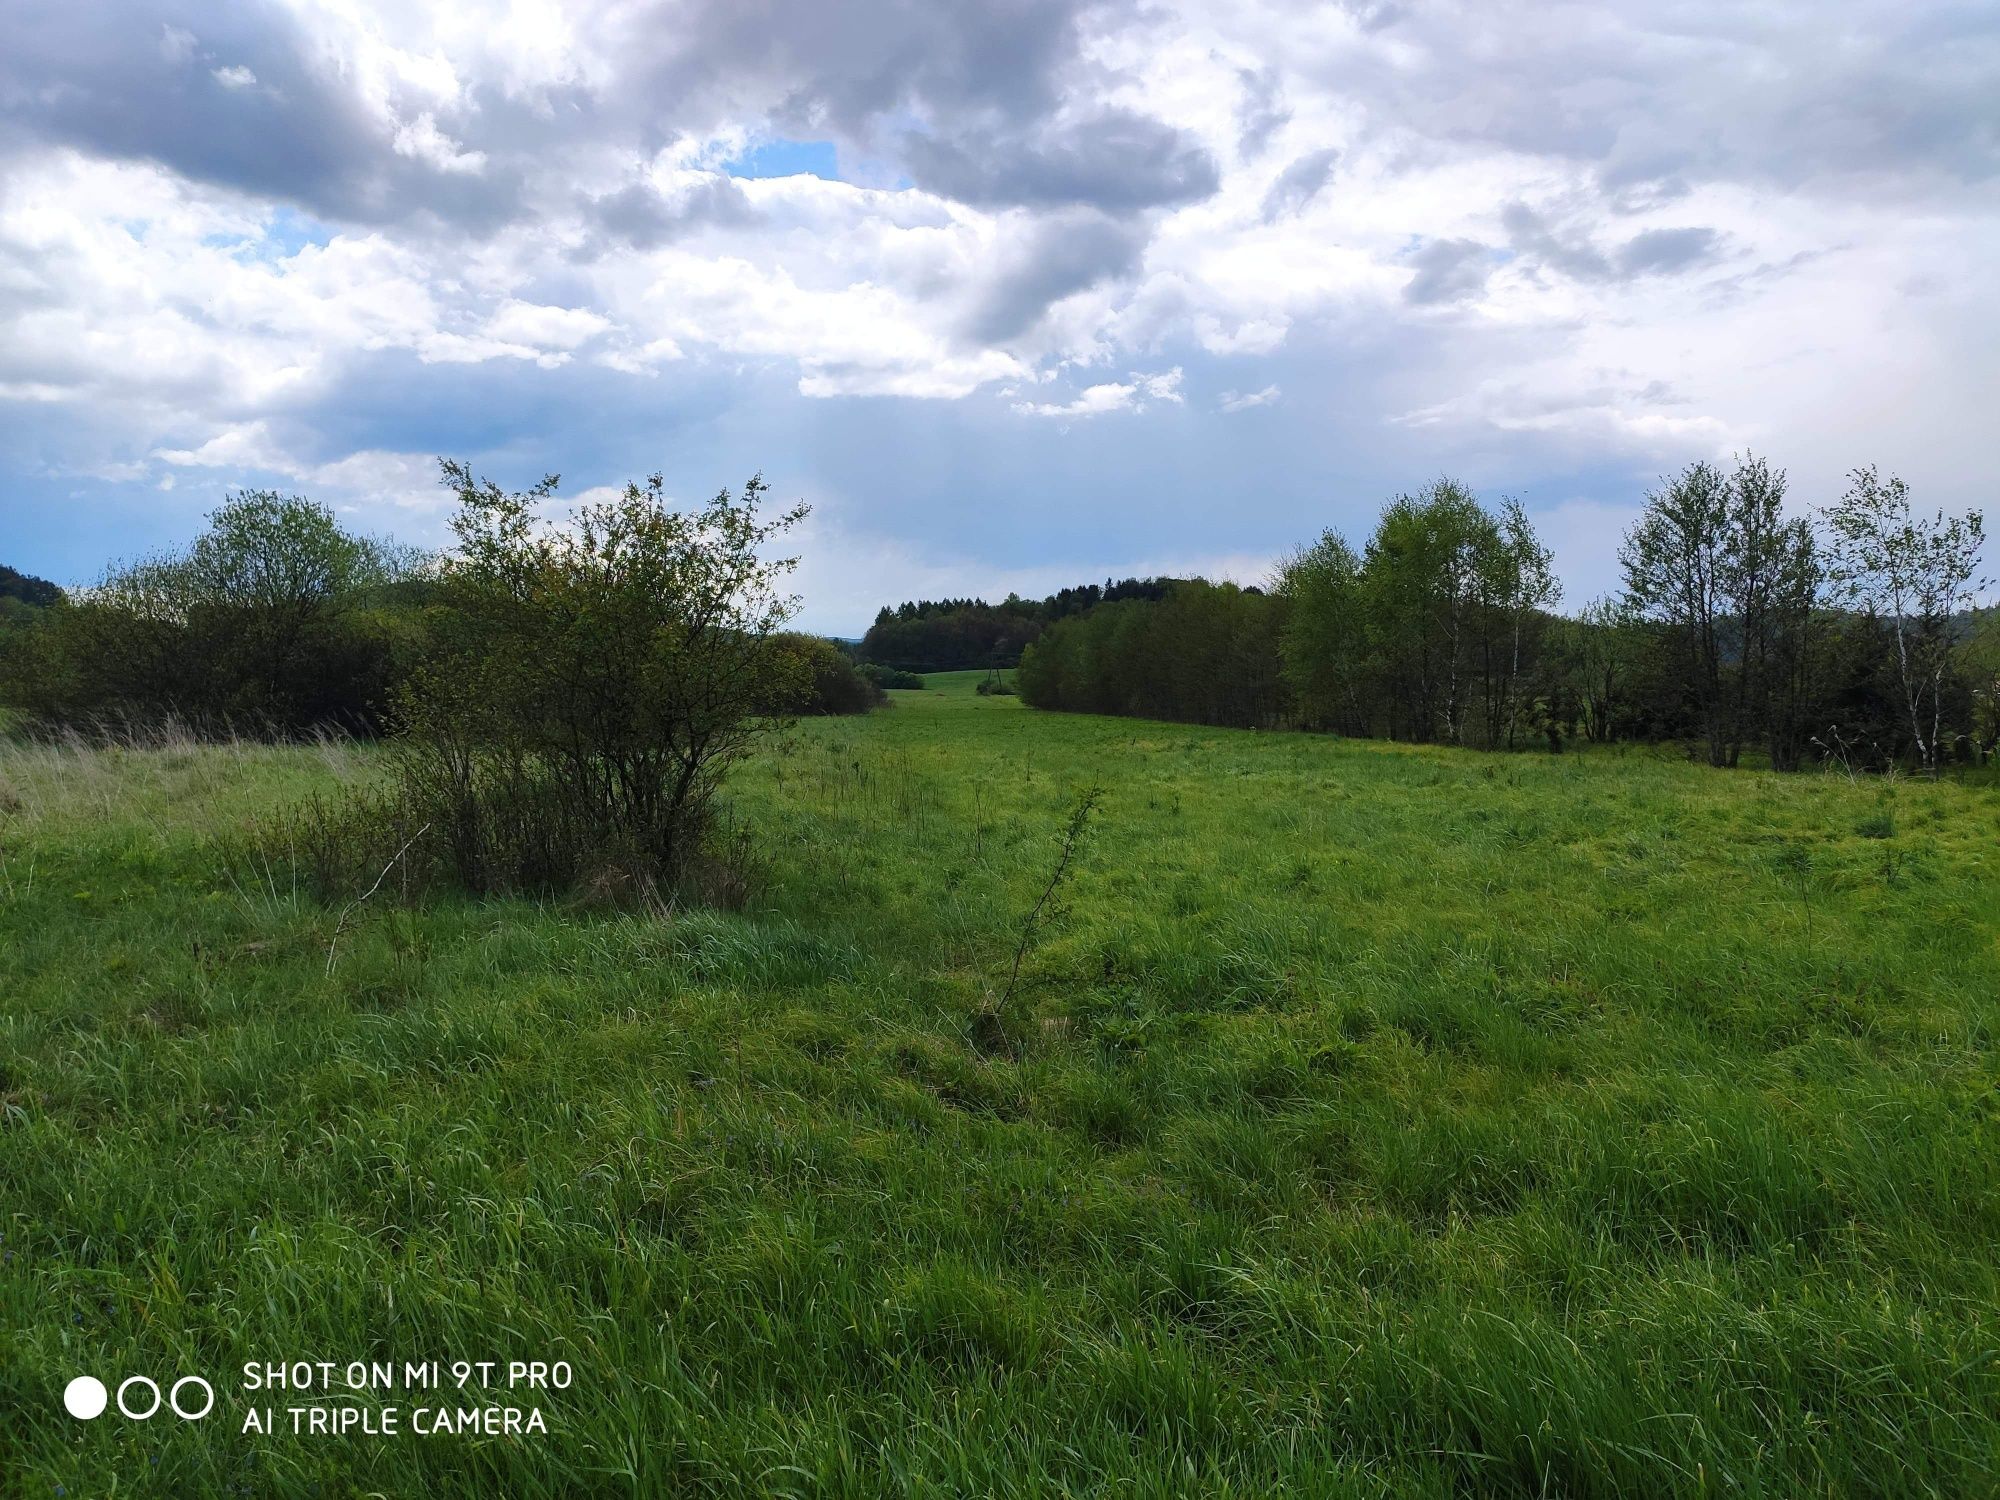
[1825,467,1985,775]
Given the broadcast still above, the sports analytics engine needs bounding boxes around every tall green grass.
[2,677,1996,1495]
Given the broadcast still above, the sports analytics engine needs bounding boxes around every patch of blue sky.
[723,139,839,181]
[202,205,333,261]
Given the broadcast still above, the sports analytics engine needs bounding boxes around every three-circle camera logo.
[64,1373,214,1422]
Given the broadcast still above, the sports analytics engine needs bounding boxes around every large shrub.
[360,463,810,897]
[859,662,925,691]
[765,633,886,715]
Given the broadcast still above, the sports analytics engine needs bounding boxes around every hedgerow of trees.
[1023,480,1563,744]
[1020,456,1991,773]
[2,493,416,734]
[1015,582,1285,727]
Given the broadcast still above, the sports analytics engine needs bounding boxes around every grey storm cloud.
[1234,65,1291,156]
[1503,203,1722,284]
[964,211,1149,343]
[1260,148,1340,220]
[1402,238,1494,305]
[1616,226,1722,277]
[0,0,533,233]
[1501,203,1616,282]
[587,177,759,250]
[599,0,1206,218]
[901,109,1220,213]
[625,0,1084,145]
[604,0,1218,217]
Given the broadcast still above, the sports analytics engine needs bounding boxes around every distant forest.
[858,578,1187,672]
[0,565,63,631]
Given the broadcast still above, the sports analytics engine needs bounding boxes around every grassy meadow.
[3,672,1998,1496]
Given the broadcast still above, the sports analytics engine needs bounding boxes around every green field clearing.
[3,672,1997,1496]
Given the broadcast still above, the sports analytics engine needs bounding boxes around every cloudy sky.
[3,1,1995,631]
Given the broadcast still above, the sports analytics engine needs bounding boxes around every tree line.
[1019,459,1994,774]
[0,489,884,737]
[860,577,1183,672]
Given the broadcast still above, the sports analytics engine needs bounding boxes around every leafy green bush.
[338,462,808,900]
[767,633,886,714]
[860,662,925,691]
